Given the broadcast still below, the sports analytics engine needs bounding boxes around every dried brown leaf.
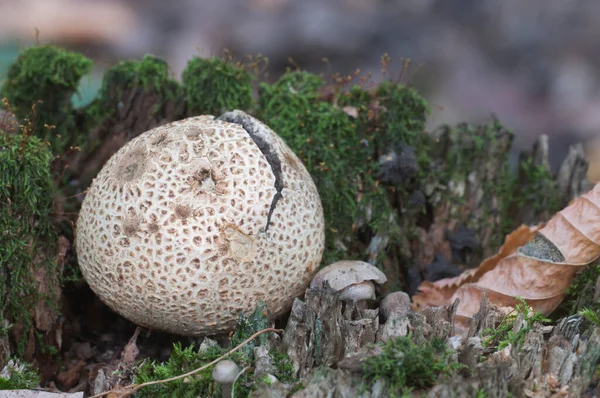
[412,182,600,327]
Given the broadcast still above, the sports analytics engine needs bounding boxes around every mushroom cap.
[379,291,411,320]
[309,260,387,291]
[212,359,240,383]
[76,111,325,336]
[338,280,376,302]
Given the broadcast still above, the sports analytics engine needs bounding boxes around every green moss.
[0,131,59,357]
[0,358,41,390]
[268,350,297,384]
[373,80,430,152]
[579,307,600,326]
[0,45,92,154]
[86,54,183,124]
[134,341,251,398]
[361,334,464,396]
[474,389,489,398]
[133,302,294,397]
[561,263,600,317]
[258,72,412,265]
[182,56,253,116]
[481,297,550,350]
[229,301,270,356]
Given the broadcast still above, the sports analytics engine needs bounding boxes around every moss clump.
[0,358,41,390]
[258,72,372,263]
[133,302,297,397]
[372,80,430,153]
[258,72,432,265]
[134,341,249,398]
[85,54,183,125]
[182,56,254,116]
[0,131,59,357]
[361,334,464,396]
[0,45,93,154]
[339,82,433,267]
[560,263,600,318]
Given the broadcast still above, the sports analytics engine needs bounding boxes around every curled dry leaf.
[412,182,600,331]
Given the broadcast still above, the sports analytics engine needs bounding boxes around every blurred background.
[0,0,599,181]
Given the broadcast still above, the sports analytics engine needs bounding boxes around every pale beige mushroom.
[212,359,240,398]
[76,111,325,336]
[310,260,387,307]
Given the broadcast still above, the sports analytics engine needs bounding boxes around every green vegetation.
[513,156,559,216]
[182,55,254,116]
[257,71,434,265]
[474,389,489,398]
[579,307,600,326]
[133,302,298,397]
[0,45,92,154]
[430,120,516,253]
[0,359,41,390]
[481,297,551,350]
[229,301,270,356]
[134,341,246,398]
[563,263,600,316]
[361,334,464,397]
[0,130,60,357]
[86,54,183,125]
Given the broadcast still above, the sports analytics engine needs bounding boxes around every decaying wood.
[282,282,379,378]
[269,284,600,397]
[556,142,594,208]
[423,123,514,266]
[466,293,503,338]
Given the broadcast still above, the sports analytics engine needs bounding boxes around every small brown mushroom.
[310,260,387,307]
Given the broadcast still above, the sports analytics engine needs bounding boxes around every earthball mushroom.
[75,110,325,336]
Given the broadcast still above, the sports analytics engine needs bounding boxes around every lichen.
[0,45,93,154]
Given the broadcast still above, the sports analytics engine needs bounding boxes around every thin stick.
[90,327,283,398]
[231,366,251,398]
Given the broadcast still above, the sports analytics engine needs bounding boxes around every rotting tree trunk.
[256,289,600,397]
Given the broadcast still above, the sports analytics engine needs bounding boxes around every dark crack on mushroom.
[218,111,283,232]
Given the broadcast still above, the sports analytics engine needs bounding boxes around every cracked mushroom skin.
[76,111,325,336]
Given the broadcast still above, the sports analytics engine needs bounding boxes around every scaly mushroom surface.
[76,111,325,335]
